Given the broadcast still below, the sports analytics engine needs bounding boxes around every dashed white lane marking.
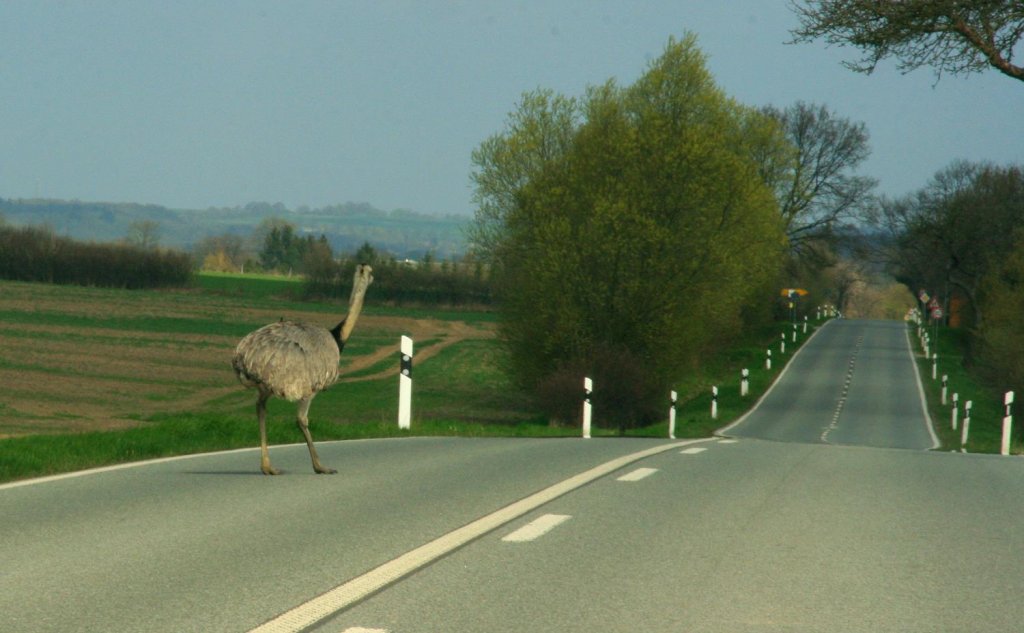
[822,334,864,444]
[247,438,711,633]
[342,628,388,633]
[616,467,658,482]
[680,447,707,455]
[717,439,738,444]
[502,514,572,543]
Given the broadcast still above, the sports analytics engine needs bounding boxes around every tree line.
[0,212,490,305]
[0,197,467,258]
[197,219,492,305]
[0,224,192,289]
[870,161,1024,403]
[304,242,492,306]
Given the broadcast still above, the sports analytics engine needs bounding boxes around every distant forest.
[0,197,469,259]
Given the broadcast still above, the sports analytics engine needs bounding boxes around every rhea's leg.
[258,392,281,475]
[297,395,336,474]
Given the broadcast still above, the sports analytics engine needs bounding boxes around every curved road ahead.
[2,319,1022,632]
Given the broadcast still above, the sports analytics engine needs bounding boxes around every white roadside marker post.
[932,353,938,380]
[792,325,797,343]
[803,316,808,334]
[1001,391,1015,456]
[668,390,677,439]
[741,369,749,398]
[961,400,972,452]
[951,393,959,431]
[582,377,593,439]
[780,333,786,355]
[766,349,772,370]
[711,386,719,420]
[397,335,413,430]
[941,375,948,406]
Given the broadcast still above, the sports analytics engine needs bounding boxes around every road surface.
[2,319,1022,632]
[722,319,938,449]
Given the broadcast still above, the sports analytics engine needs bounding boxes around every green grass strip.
[910,323,1017,454]
[0,319,824,484]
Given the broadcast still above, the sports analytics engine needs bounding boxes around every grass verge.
[909,323,1021,454]
[0,314,824,484]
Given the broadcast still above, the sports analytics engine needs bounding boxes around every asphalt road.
[0,436,687,633]
[722,319,938,449]
[321,440,1024,633]
[3,318,1023,632]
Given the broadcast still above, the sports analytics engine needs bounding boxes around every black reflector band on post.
[400,353,412,377]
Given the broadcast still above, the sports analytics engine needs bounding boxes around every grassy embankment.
[0,273,821,483]
[909,321,1021,454]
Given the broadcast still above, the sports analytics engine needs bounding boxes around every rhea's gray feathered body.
[232,264,373,475]
[234,321,342,400]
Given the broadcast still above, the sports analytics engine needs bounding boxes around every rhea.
[232,264,373,475]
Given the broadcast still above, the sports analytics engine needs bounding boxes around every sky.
[2,1,1022,217]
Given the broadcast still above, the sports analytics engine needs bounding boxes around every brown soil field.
[0,280,496,437]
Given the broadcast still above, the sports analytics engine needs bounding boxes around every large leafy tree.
[790,0,1024,83]
[759,102,876,268]
[976,228,1024,397]
[467,89,579,261]
[472,35,786,427]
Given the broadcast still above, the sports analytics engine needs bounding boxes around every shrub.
[534,344,664,435]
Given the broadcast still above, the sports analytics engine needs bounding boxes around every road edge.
[904,324,942,450]
[714,319,833,438]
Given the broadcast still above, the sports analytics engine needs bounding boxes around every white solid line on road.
[616,467,658,482]
[0,436,422,491]
[247,438,712,633]
[680,447,707,455]
[904,326,941,449]
[502,514,572,543]
[0,446,258,491]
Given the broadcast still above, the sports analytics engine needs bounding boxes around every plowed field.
[0,279,501,437]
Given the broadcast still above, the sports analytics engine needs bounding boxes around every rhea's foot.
[314,464,337,475]
[261,464,282,476]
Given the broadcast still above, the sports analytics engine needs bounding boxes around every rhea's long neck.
[330,286,367,352]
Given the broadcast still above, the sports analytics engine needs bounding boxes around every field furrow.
[0,279,499,437]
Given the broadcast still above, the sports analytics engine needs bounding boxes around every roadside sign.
[919,290,930,303]
[930,307,944,320]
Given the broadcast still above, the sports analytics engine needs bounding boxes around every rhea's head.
[354,263,374,291]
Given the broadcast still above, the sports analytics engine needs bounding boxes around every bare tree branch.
[790,0,1024,83]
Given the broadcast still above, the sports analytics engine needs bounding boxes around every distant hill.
[0,198,470,259]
